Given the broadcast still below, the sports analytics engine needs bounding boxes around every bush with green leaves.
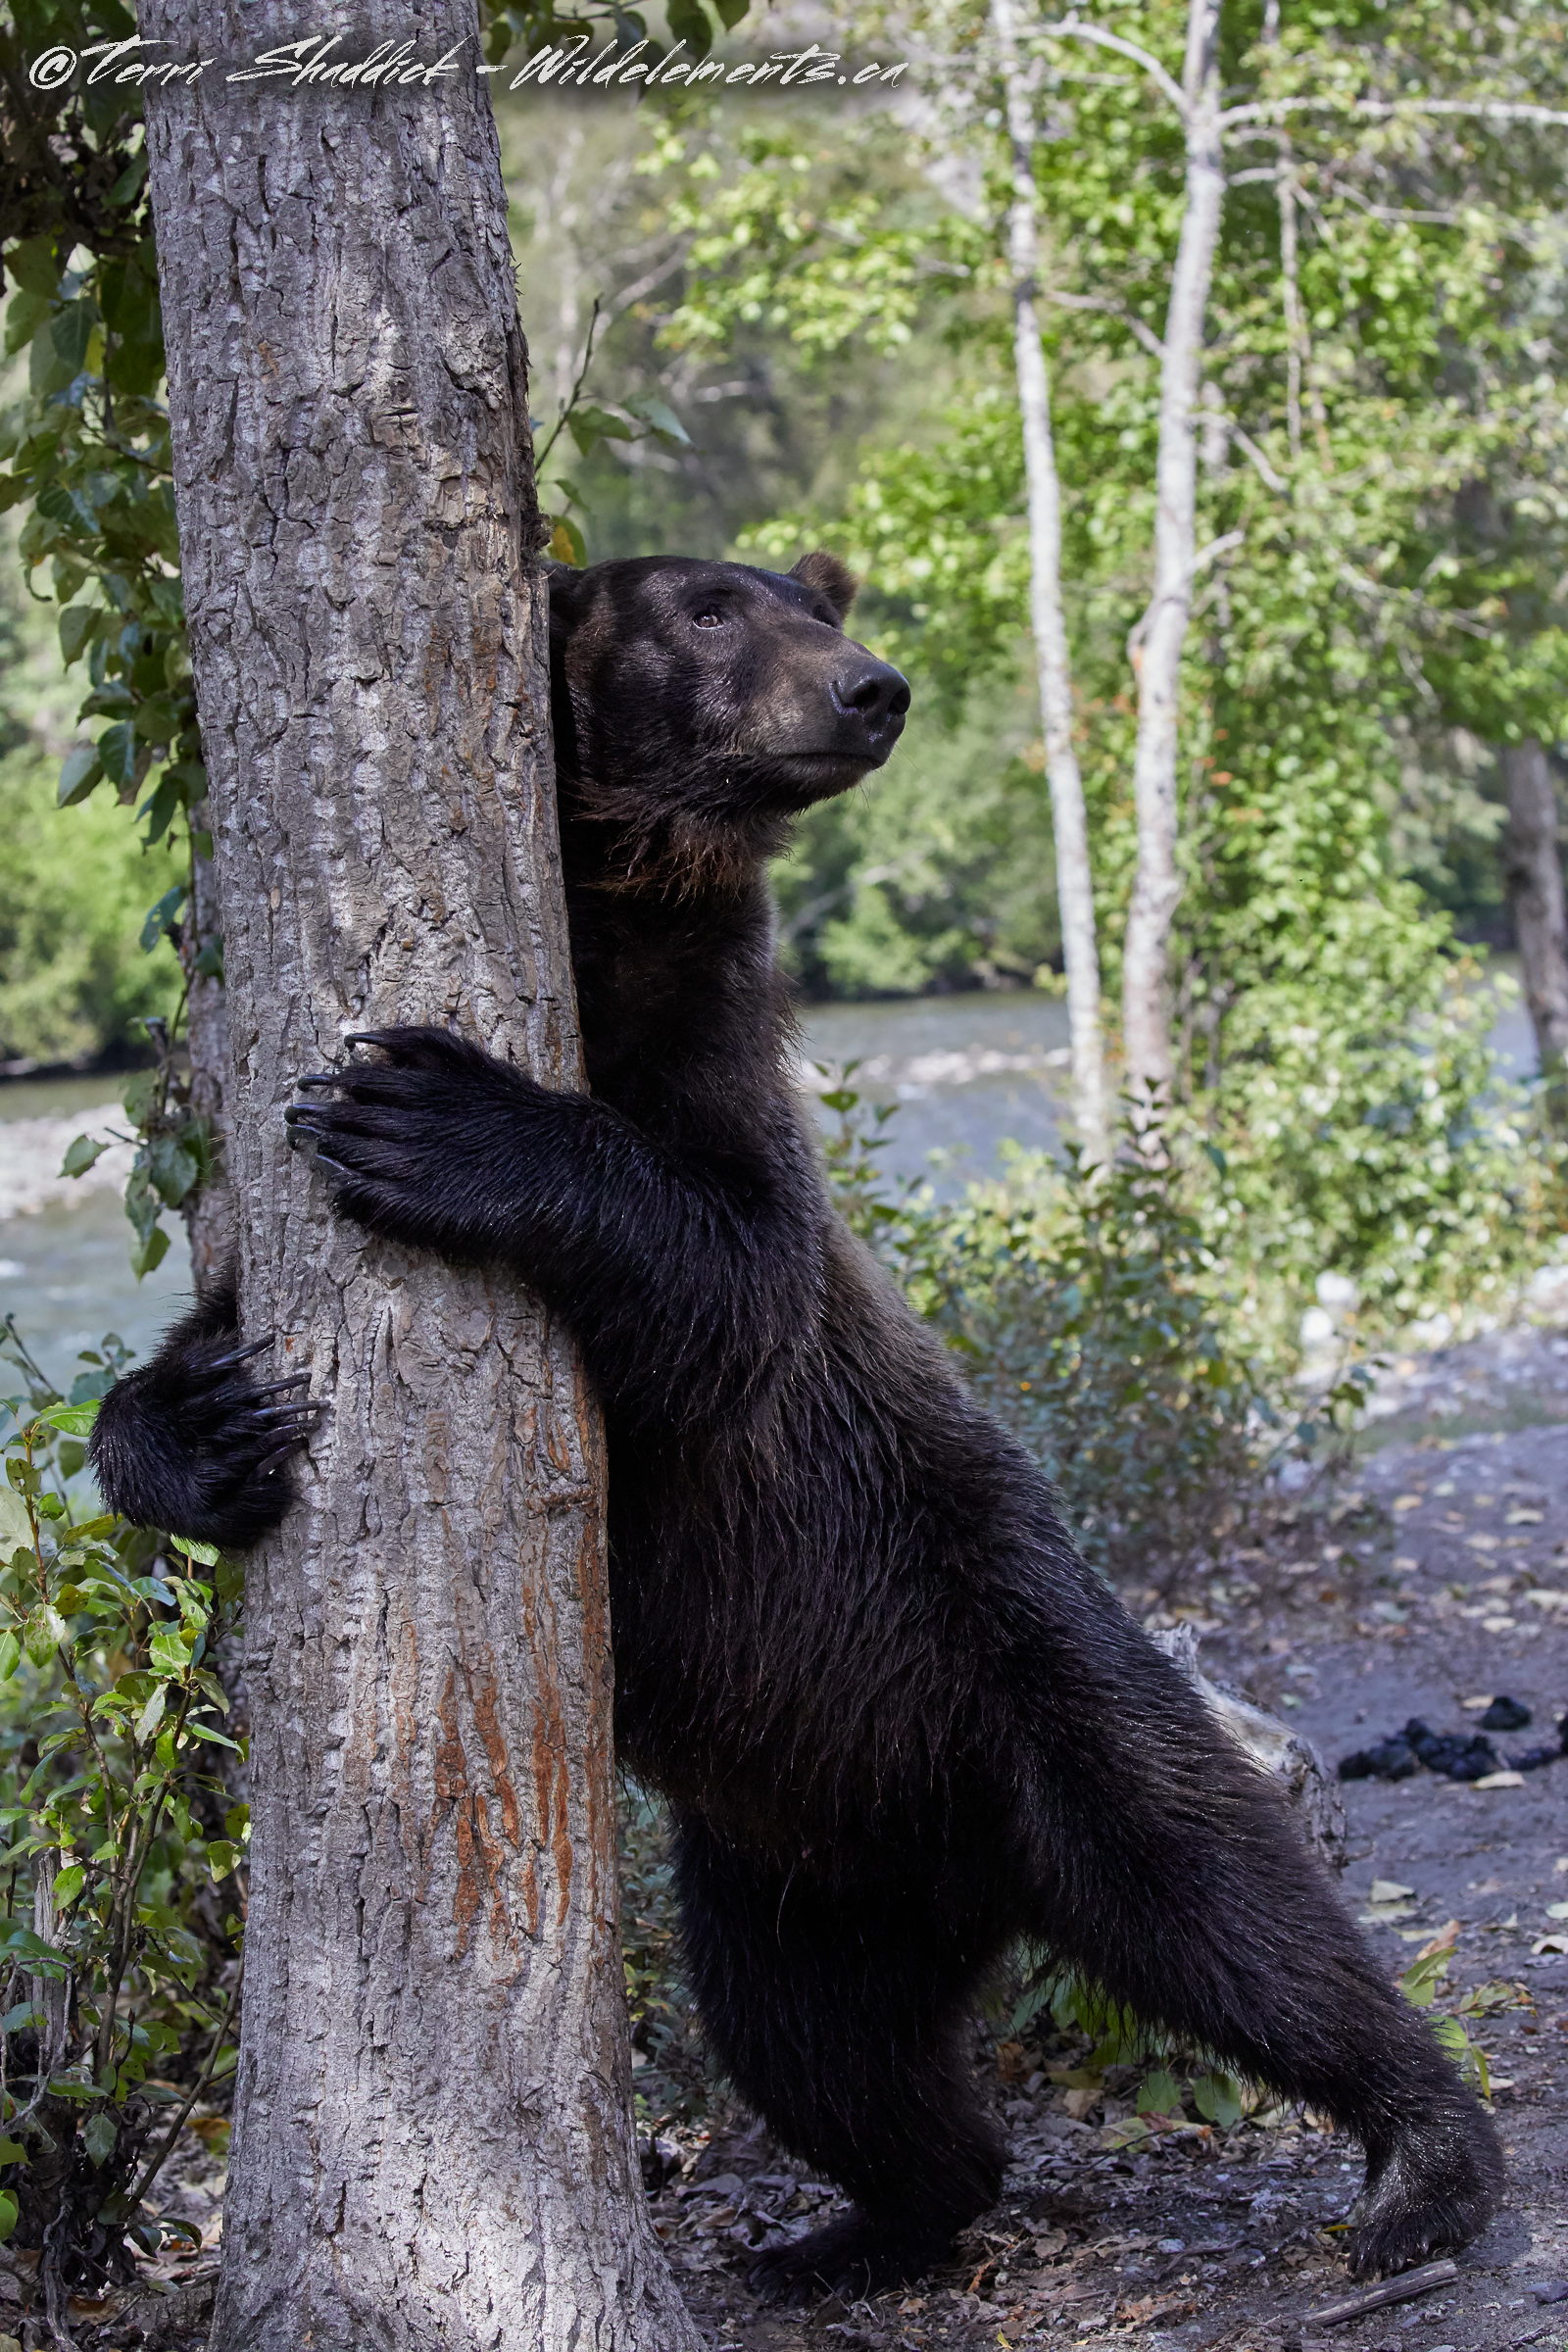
[1000,1937,1494,2152]
[0,741,181,1068]
[0,1318,244,2305]
[818,1071,1359,1588]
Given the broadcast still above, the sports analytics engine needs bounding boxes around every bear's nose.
[830,662,911,730]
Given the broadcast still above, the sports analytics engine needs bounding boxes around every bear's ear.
[789,550,859,623]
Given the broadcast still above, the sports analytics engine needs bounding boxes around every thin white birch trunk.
[138,2,700,2342]
[992,0,1108,1160]
[1120,0,1226,1103]
[1501,738,1568,1113]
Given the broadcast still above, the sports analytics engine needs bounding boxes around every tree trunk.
[1501,737,1568,1116]
[1121,0,1225,1104]
[139,10,698,2347]
[992,0,1108,1162]
[179,814,231,1290]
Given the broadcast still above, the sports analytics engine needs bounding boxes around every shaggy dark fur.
[91,550,1500,2300]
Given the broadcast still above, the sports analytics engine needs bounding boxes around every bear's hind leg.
[1019,1642,1501,2278]
[674,1816,1006,2305]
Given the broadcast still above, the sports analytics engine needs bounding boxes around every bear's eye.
[692,610,724,629]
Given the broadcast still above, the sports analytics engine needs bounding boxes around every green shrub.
[0,1319,242,2292]
[819,1075,1340,1588]
[618,1788,710,2131]
[0,744,180,1067]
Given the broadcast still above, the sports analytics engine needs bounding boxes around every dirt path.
[647,1409,1568,2352]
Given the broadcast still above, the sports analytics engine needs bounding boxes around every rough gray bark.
[1120,0,1225,1103]
[139,8,698,2346]
[1501,738,1568,1109]
[179,813,231,1289]
[992,0,1108,1162]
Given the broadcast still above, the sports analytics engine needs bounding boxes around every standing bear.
[92,551,1500,2302]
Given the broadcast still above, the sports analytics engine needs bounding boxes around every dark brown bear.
[92,551,1500,2303]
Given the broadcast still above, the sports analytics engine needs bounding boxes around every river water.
[0,977,1537,1392]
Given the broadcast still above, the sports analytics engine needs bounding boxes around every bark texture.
[139,12,697,2347]
[179,810,232,1288]
[1501,738,1568,1107]
[993,0,1107,1161]
[1121,0,1224,1102]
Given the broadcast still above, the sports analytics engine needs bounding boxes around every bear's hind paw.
[1342,2121,1502,2280]
[748,2212,950,2307]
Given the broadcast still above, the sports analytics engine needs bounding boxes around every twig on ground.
[1306,2256,1458,2327]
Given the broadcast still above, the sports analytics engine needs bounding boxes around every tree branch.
[1223,93,1568,130]
[1037,16,1187,120]
[1050,289,1166,363]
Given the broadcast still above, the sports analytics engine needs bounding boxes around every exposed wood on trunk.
[992,0,1108,1160]
[1502,737,1568,1117]
[1120,0,1225,1105]
[139,6,698,2344]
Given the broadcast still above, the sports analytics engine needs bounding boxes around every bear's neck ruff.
[558,768,793,905]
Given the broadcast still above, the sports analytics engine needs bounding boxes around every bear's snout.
[829,659,911,744]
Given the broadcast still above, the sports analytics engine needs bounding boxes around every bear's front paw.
[91,1333,323,1549]
[284,1026,536,1253]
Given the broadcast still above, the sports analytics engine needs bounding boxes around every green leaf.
[121,1070,160,1126]
[97,720,138,790]
[1135,2068,1184,2118]
[565,404,635,456]
[29,300,94,397]
[134,1685,167,1742]
[0,2188,17,2242]
[136,767,180,839]
[130,1225,172,1282]
[107,154,147,207]
[0,1491,32,1561]
[7,237,60,298]
[37,1401,100,1436]
[56,743,103,807]
[2,289,51,360]
[60,607,98,682]
[60,1134,110,1180]
[665,0,713,56]
[50,1866,84,1908]
[0,2138,28,2169]
[82,2110,118,2166]
[0,1634,20,1685]
[176,1538,220,1567]
[146,1134,198,1209]
[711,0,749,25]
[1192,2071,1243,2128]
[139,883,187,952]
[625,393,692,447]
[24,1606,67,1667]
[148,1626,191,1675]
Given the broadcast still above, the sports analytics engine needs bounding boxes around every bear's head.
[546,552,909,875]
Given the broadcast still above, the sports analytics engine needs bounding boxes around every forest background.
[0,0,1567,2275]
